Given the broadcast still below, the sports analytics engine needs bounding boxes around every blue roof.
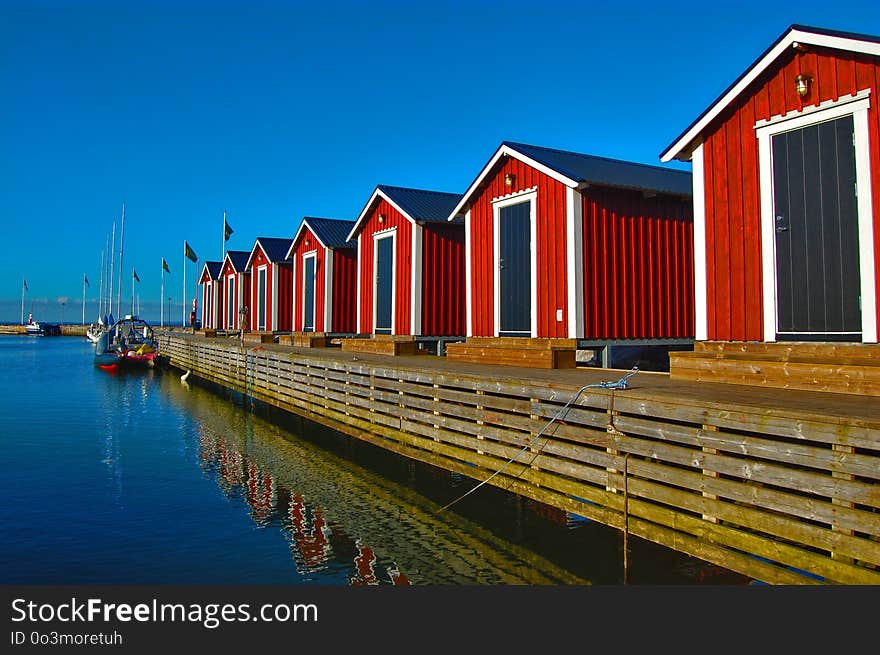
[255,237,294,263]
[377,185,464,223]
[225,250,250,273]
[503,141,692,196]
[303,217,356,249]
[204,261,222,280]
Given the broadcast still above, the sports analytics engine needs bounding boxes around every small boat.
[94,315,160,370]
[25,313,61,336]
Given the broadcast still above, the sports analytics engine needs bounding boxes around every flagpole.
[82,275,86,326]
[222,210,225,261]
[160,260,164,327]
[116,203,125,315]
[20,279,25,325]
[131,267,135,316]
[183,241,186,328]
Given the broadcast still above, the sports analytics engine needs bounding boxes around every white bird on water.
[180,370,191,383]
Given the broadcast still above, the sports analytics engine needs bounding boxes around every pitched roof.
[348,185,465,241]
[449,141,692,219]
[245,237,294,270]
[223,250,251,274]
[660,24,880,162]
[201,261,223,281]
[303,217,357,249]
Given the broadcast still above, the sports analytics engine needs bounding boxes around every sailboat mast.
[109,221,116,318]
[116,203,125,316]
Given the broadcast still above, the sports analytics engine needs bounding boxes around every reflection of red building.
[287,493,333,568]
[350,540,379,586]
[245,463,275,524]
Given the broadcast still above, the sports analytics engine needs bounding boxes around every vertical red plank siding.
[276,263,292,332]
[421,222,465,336]
[467,156,569,337]
[581,188,694,339]
[702,46,880,340]
[290,226,327,332]
[331,248,357,333]
[356,198,413,334]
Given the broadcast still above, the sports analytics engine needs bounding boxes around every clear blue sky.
[2,0,879,323]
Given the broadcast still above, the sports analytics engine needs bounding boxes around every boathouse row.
[286,217,357,334]
[661,24,880,345]
[244,237,294,333]
[219,250,251,331]
[198,261,223,330]
[346,185,466,337]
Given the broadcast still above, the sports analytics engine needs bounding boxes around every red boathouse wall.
[421,223,465,336]
[356,197,413,335]
[467,156,570,338]
[699,46,880,341]
[290,226,327,332]
[331,248,357,333]
[247,245,292,332]
[219,257,250,330]
[581,187,694,339]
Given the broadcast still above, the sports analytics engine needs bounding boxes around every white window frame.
[257,265,268,331]
[755,89,876,343]
[226,274,236,328]
[492,188,537,337]
[372,228,397,335]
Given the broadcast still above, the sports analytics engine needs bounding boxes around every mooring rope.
[435,365,638,514]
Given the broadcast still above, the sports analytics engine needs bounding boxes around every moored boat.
[25,313,61,336]
[94,315,159,370]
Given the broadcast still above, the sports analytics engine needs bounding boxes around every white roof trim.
[347,187,416,242]
[286,219,328,259]
[660,28,880,162]
[199,261,220,282]
[446,143,578,221]
[244,240,269,272]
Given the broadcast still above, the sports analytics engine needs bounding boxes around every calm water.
[0,336,749,585]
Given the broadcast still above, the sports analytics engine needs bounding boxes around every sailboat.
[88,205,124,344]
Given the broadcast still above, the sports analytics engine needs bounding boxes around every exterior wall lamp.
[504,173,515,187]
[795,74,812,98]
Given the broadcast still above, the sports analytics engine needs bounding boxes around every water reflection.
[169,376,590,585]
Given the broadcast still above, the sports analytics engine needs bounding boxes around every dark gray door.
[303,256,315,332]
[257,268,267,330]
[773,115,861,339]
[375,236,393,334]
[499,201,531,336]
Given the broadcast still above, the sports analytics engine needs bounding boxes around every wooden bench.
[340,335,418,356]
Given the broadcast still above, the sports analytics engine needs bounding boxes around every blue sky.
[2,0,879,324]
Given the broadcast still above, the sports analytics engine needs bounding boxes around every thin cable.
[436,365,638,514]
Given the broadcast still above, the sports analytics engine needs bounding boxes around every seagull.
[180,370,191,383]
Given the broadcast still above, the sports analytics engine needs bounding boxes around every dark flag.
[84,274,90,287]
[224,216,234,241]
[162,257,170,273]
[133,268,140,282]
[23,278,28,292]
[185,241,198,262]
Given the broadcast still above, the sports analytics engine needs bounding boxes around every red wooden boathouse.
[244,237,294,332]
[447,141,694,340]
[660,25,880,344]
[218,250,251,330]
[286,217,358,334]
[198,261,223,330]
[347,185,465,336]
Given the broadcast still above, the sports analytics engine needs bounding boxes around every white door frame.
[755,89,876,342]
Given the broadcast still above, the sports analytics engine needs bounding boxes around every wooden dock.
[158,332,880,585]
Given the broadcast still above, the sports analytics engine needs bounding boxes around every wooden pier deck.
[158,332,880,585]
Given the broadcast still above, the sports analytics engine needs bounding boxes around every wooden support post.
[529,397,540,474]
[432,383,441,441]
[702,425,719,524]
[475,389,485,455]
[832,443,855,564]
